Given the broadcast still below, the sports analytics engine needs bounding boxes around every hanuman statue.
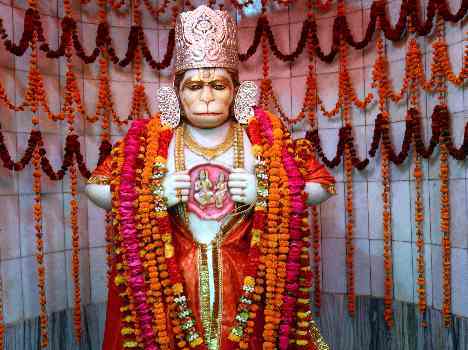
[86,5,335,350]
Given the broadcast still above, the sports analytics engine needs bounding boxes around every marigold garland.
[1,1,465,67]
[0,271,4,350]
[336,6,357,315]
[440,136,452,327]
[433,16,453,328]
[0,1,465,178]
[372,20,394,329]
[69,163,82,342]
[138,118,173,350]
[229,116,268,349]
[32,142,49,348]
[310,205,321,314]
[107,109,324,349]
[143,0,171,21]
[105,211,114,286]
[413,149,427,325]
[259,112,283,348]
[118,119,159,350]
[343,143,355,316]
[291,137,322,316]
[381,121,394,328]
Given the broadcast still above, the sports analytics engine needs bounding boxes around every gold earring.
[234,81,258,124]
[157,86,180,128]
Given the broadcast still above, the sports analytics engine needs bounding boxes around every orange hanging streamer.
[0,273,4,350]
[413,149,427,325]
[372,21,395,329]
[310,206,321,315]
[440,139,451,327]
[336,3,356,316]
[32,143,49,348]
[70,163,82,342]
[434,17,452,329]
[27,18,50,345]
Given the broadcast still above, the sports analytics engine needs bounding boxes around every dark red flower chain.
[0,0,465,66]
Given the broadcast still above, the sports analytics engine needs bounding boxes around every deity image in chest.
[85,5,335,350]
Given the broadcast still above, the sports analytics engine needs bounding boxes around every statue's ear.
[157,86,181,129]
[234,81,258,125]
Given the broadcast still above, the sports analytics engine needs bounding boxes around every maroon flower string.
[0,0,465,65]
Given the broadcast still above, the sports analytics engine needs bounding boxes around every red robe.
[91,140,334,350]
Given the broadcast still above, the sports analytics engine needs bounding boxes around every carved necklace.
[175,121,244,171]
[183,122,236,160]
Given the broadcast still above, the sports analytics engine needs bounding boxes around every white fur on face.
[179,68,234,128]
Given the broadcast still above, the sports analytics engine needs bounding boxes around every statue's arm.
[292,138,336,206]
[85,184,112,211]
[85,155,113,211]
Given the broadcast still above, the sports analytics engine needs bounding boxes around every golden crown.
[174,5,239,74]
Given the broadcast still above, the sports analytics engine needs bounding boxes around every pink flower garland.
[119,119,159,350]
[117,111,313,349]
[279,145,307,350]
[256,108,311,349]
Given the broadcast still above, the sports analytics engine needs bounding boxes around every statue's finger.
[229,173,248,181]
[229,188,244,195]
[173,174,191,182]
[232,195,246,203]
[174,181,192,189]
[228,180,247,189]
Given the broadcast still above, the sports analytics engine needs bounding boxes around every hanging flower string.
[434,15,452,329]
[413,143,426,325]
[69,163,82,341]
[63,43,83,340]
[0,271,4,350]
[95,0,126,175]
[0,1,465,65]
[371,22,394,328]
[440,132,451,327]
[335,1,356,316]
[32,140,49,348]
[0,1,466,177]
[25,10,50,343]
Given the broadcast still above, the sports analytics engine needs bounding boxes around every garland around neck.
[110,110,327,350]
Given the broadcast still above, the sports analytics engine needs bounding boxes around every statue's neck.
[185,120,232,148]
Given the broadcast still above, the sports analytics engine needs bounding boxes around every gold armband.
[321,183,336,195]
[87,175,110,185]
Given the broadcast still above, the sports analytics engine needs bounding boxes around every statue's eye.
[211,82,226,90]
[186,83,202,90]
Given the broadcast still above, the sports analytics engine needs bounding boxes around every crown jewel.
[175,5,239,74]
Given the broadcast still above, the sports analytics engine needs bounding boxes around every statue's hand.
[162,171,191,207]
[228,168,257,205]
